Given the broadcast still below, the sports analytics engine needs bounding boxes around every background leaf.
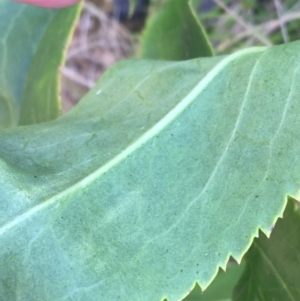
[129,0,138,17]
[140,0,214,60]
[184,263,245,301]
[1,41,300,300]
[233,198,300,301]
[0,0,81,128]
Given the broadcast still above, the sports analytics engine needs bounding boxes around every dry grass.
[61,1,135,112]
[61,0,300,112]
[206,0,300,53]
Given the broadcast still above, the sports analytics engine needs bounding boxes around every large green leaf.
[1,41,300,300]
[233,198,300,301]
[0,0,81,128]
[140,0,213,60]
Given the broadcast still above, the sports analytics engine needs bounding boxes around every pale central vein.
[0,47,266,237]
[120,49,265,277]
[158,51,264,242]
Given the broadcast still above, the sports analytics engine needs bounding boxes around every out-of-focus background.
[62,0,300,112]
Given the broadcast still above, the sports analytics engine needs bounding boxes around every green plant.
[0,0,299,300]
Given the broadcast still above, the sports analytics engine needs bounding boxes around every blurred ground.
[61,0,300,112]
[61,1,137,112]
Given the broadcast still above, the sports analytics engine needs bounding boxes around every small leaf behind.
[184,263,245,301]
[19,2,82,126]
[140,0,214,60]
[233,198,300,301]
[0,0,81,128]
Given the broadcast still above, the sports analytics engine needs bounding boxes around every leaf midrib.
[0,47,266,238]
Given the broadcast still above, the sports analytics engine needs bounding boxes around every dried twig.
[274,0,289,43]
[213,0,273,46]
[62,67,95,89]
[217,11,300,52]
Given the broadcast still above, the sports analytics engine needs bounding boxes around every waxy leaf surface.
[0,0,81,128]
[0,42,300,300]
